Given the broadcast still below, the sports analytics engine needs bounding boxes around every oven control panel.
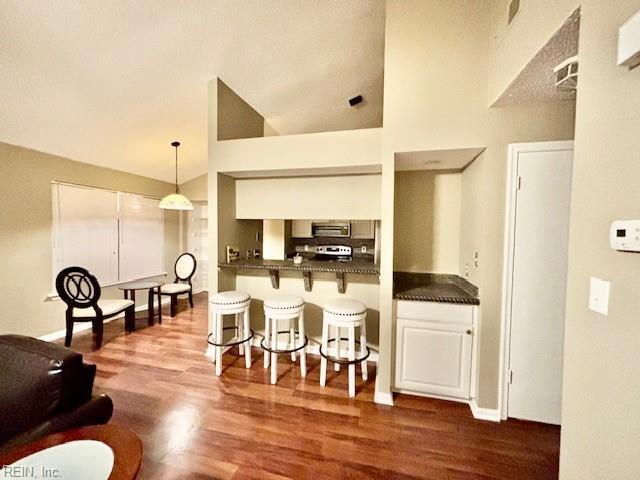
[316,245,352,256]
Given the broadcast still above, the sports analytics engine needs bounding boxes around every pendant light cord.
[175,145,178,193]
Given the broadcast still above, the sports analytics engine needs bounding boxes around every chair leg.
[236,313,244,355]
[360,321,368,381]
[320,318,328,387]
[334,325,341,371]
[244,306,251,369]
[270,315,278,385]
[93,317,104,349]
[263,315,270,369]
[170,294,178,317]
[126,306,135,332]
[64,316,74,347]
[188,289,194,308]
[299,311,307,378]
[289,318,296,361]
[348,325,356,398]
[215,313,223,376]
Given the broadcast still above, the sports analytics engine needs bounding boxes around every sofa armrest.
[0,394,114,452]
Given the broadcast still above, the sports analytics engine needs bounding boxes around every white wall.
[215,127,382,174]
[560,1,640,478]
[235,174,381,220]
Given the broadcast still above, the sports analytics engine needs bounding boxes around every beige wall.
[383,0,490,153]
[180,173,208,202]
[235,174,382,220]
[217,79,264,141]
[0,142,179,338]
[560,1,640,478]
[488,0,579,104]
[394,171,461,274]
[459,102,576,408]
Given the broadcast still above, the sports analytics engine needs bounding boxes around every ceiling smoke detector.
[553,55,578,92]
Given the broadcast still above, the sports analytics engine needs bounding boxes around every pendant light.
[159,141,193,210]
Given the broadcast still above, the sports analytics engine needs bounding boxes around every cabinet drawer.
[396,300,473,325]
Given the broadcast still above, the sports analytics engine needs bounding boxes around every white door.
[506,141,573,425]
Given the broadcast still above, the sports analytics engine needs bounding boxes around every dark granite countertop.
[393,272,479,305]
[219,259,380,275]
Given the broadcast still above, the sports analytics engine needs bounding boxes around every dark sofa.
[0,335,113,450]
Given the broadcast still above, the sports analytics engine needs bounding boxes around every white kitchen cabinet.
[350,220,375,239]
[291,220,313,238]
[394,301,476,400]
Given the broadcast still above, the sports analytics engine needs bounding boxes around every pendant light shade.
[160,141,193,211]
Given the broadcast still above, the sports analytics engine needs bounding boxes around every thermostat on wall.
[610,220,640,252]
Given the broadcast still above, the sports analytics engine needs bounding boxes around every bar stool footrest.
[319,338,371,365]
[260,330,308,354]
[207,327,254,347]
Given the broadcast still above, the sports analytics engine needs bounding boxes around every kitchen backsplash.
[289,237,375,259]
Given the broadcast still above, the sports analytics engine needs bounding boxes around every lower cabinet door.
[395,318,472,399]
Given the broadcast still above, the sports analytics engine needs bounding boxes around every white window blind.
[52,183,164,288]
[119,193,164,281]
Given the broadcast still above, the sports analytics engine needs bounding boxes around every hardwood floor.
[63,293,560,479]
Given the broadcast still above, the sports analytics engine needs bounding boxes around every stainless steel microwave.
[312,222,351,238]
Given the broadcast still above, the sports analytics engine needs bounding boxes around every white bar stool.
[262,295,307,385]
[319,298,370,397]
[208,291,253,376]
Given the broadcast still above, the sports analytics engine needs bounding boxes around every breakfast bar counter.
[219,258,379,274]
[219,259,379,293]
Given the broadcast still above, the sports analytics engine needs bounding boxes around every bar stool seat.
[208,291,252,376]
[320,298,370,397]
[262,295,307,384]
[210,291,250,310]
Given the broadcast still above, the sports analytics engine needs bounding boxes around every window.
[52,183,164,288]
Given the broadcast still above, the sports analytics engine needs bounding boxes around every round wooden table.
[0,424,143,480]
[118,281,164,328]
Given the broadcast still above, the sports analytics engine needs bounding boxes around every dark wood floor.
[64,293,560,479]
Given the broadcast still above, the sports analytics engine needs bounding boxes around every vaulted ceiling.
[0,1,385,183]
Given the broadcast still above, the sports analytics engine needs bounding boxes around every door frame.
[498,140,574,420]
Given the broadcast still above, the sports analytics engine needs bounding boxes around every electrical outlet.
[465,263,469,277]
[474,251,479,267]
[361,245,367,254]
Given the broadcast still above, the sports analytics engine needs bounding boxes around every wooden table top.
[118,280,164,291]
[0,424,143,480]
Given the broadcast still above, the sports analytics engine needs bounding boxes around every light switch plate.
[589,277,610,315]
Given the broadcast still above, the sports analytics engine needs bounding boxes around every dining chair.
[55,267,135,349]
[161,253,197,316]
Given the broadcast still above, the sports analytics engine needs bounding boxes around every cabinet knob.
[466,329,473,335]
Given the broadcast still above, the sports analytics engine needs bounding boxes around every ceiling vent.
[553,55,578,92]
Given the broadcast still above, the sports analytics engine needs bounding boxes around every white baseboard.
[469,399,501,422]
[373,390,394,406]
[38,298,171,342]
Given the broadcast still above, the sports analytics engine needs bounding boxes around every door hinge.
[509,370,514,384]
[516,176,522,190]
